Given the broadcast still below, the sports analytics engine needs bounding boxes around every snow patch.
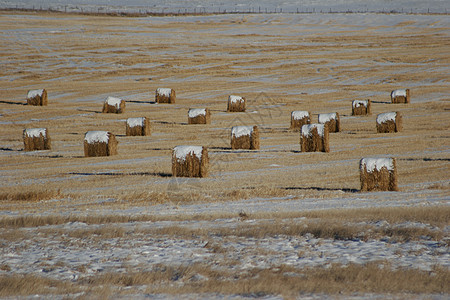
[391,89,407,98]
[157,88,172,97]
[27,89,44,98]
[84,131,109,143]
[377,112,397,124]
[360,157,394,172]
[229,95,244,103]
[318,113,337,124]
[24,128,46,138]
[127,117,145,128]
[173,145,203,161]
[105,96,123,108]
[301,124,324,137]
[352,100,368,108]
[188,108,206,118]
[231,126,253,138]
[291,111,309,120]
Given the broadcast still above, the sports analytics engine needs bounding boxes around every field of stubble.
[0,11,449,298]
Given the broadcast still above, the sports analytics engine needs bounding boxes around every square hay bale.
[300,124,329,152]
[172,145,208,177]
[318,112,340,133]
[84,131,118,157]
[102,96,125,113]
[27,89,47,106]
[391,89,410,104]
[290,111,311,131]
[360,157,398,191]
[188,108,211,124]
[231,125,259,150]
[23,128,51,151]
[227,95,246,112]
[352,100,371,116]
[376,112,402,133]
[156,88,176,104]
[126,117,151,136]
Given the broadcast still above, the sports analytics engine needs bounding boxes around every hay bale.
[227,95,246,112]
[352,100,371,116]
[102,96,125,113]
[126,117,151,136]
[360,157,398,191]
[318,112,340,133]
[188,108,211,124]
[84,131,118,157]
[300,124,329,152]
[172,145,208,177]
[23,128,51,151]
[290,111,311,131]
[391,89,410,104]
[27,89,47,106]
[156,88,176,104]
[376,112,402,133]
[231,125,259,150]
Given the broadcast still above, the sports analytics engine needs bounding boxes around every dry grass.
[0,274,78,297]
[0,187,63,202]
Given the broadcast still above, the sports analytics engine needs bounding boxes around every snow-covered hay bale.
[290,111,311,131]
[352,100,371,116]
[391,89,410,104]
[231,125,259,150]
[318,112,340,133]
[27,89,47,106]
[172,145,208,178]
[227,95,246,112]
[84,131,118,157]
[126,117,150,136]
[23,128,51,151]
[102,96,125,114]
[300,124,329,152]
[188,108,211,124]
[360,157,398,191]
[156,88,176,104]
[376,112,402,133]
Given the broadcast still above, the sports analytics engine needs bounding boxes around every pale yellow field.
[0,11,449,298]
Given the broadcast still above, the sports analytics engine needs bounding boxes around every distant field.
[0,11,449,298]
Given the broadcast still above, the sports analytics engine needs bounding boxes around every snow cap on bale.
[231,125,259,150]
[300,123,329,152]
[360,157,398,191]
[84,130,118,157]
[23,128,51,151]
[352,99,371,115]
[391,88,410,103]
[126,117,151,136]
[102,96,125,113]
[156,88,176,104]
[227,95,246,112]
[290,111,311,130]
[172,145,208,177]
[376,112,402,133]
[318,112,340,132]
[27,88,47,106]
[188,108,210,124]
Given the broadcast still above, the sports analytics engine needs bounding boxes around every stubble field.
[0,11,449,298]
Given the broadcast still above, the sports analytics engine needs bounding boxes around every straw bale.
[300,124,329,152]
[23,128,51,151]
[376,112,402,133]
[188,108,211,124]
[352,100,371,116]
[391,89,410,104]
[290,111,311,131]
[360,157,398,191]
[231,125,259,150]
[102,96,125,113]
[126,117,151,136]
[172,146,208,177]
[227,95,246,112]
[27,89,47,106]
[318,112,340,133]
[156,88,176,104]
[84,131,118,157]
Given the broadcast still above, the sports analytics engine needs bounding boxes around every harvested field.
[0,10,449,299]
